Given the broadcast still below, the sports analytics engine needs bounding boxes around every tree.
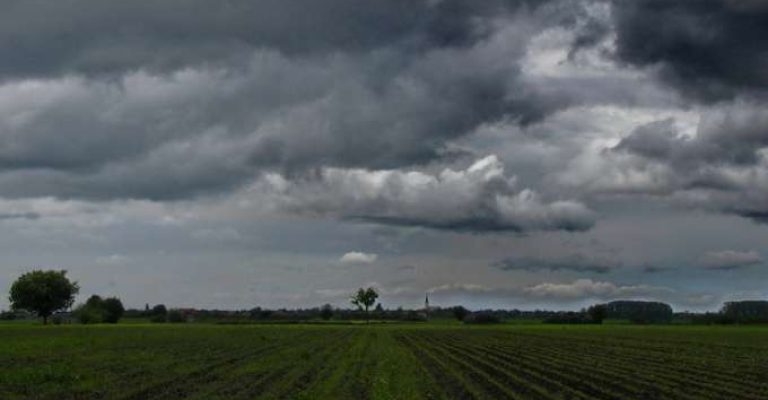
[73,295,125,324]
[150,304,168,323]
[452,306,469,321]
[320,304,334,321]
[9,270,79,324]
[603,301,673,324]
[102,297,125,323]
[587,304,607,324]
[350,287,378,323]
[721,301,768,323]
[85,295,104,308]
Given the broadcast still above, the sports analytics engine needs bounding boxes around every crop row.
[396,329,768,400]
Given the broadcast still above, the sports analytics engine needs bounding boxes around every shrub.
[167,310,186,323]
[587,304,608,324]
[452,306,469,321]
[320,304,333,321]
[150,304,168,323]
[74,304,102,324]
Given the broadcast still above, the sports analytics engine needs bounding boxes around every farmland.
[1,323,767,399]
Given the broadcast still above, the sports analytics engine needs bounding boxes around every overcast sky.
[1,0,767,311]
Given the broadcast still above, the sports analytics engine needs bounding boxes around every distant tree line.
[5,270,768,326]
[677,301,768,324]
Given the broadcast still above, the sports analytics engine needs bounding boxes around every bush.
[452,306,469,321]
[0,310,17,320]
[73,295,126,324]
[320,304,333,321]
[464,312,501,324]
[74,304,102,324]
[149,304,168,323]
[587,304,608,324]
[167,310,186,323]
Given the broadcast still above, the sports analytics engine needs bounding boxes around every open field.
[1,323,767,399]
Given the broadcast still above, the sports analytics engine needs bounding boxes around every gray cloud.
[614,104,768,169]
[1,0,548,80]
[424,279,718,310]
[266,155,595,233]
[592,102,768,223]
[610,0,768,102]
[493,252,618,273]
[0,212,39,220]
[699,250,763,271]
[523,278,673,300]
[0,1,589,204]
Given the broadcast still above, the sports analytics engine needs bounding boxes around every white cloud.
[265,155,595,233]
[524,279,673,300]
[429,283,493,293]
[339,251,378,265]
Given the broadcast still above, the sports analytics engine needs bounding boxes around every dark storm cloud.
[0,0,549,80]
[611,115,768,170]
[610,0,768,102]
[493,253,616,274]
[0,0,585,208]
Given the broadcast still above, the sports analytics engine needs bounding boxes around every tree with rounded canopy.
[102,297,125,323]
[75,295,125,324]
[9,270,79,324]
[350,287,378,323]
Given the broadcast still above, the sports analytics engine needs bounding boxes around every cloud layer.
[266,156,595,233]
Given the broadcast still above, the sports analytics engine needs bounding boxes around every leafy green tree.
[9,270,79,324]
[452,306,469,321]
[150,304,168,323]
[588,304,608,324]
[102,297,125,323]
[74,295,125,324]
[85,295,104,308]
[320,304,334,321]
[350,287,378,323]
